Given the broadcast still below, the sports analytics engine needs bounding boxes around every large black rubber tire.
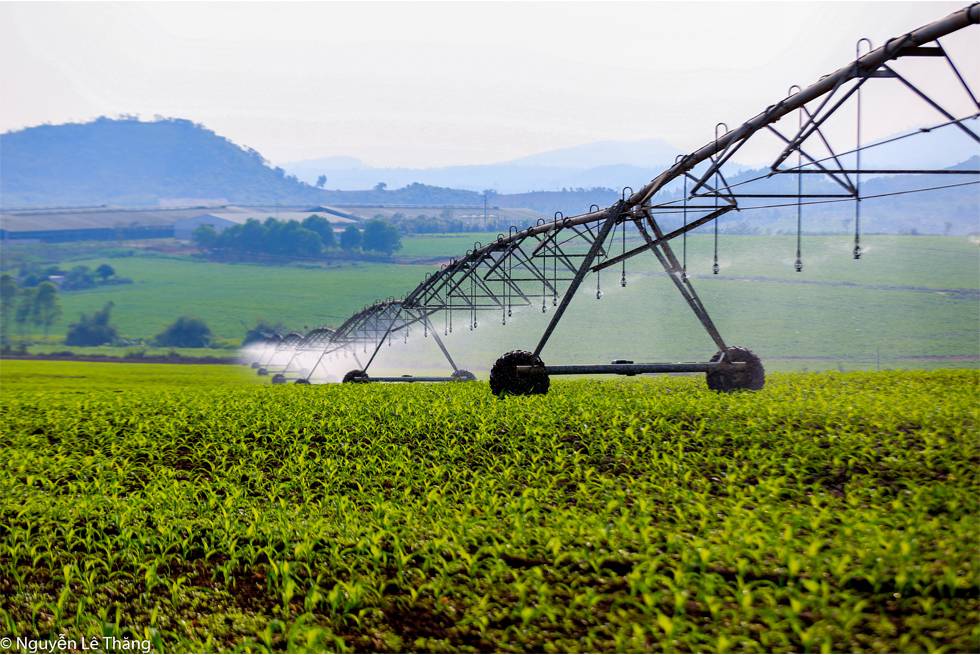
[251,362,261,369]
[706,346,765,392]
[294,378,311,385]
[257,368,269,377]
[271,373,287,385]
[451,369,477,382]
[489,350,550,397]
[342,369,369,384]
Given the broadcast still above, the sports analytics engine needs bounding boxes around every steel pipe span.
[245,5,979,393]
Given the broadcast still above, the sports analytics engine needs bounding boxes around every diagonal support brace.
[533,201,625,358]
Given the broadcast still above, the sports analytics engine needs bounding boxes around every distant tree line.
[384,210,501,235]
[193,215,402,257]
[14,262,131,291]
[1,273,63,347]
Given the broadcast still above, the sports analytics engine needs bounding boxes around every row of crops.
[1,364,978,652]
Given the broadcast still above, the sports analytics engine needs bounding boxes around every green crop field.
[7,234,978,373]
[1,361,977,653]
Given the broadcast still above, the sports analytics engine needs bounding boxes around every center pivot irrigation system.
[248,5,980,395]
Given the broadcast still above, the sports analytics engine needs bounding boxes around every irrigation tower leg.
[636,214,729,352]
[363,304,405,372]
[532,201,625,358]
[424,313,460,373]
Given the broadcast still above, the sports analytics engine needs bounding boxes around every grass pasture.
[1,361,977,652]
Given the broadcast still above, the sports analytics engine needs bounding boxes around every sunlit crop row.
[1,367,977,652]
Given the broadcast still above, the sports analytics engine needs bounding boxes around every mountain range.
[1,117,976,235]
[280,123,980,195]
[281,139,690,195]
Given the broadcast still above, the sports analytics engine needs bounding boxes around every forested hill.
[0,118,483,207]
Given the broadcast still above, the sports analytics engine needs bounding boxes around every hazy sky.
[2,1,977,168]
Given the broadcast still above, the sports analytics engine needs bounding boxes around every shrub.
[154,315,212,348]
[64,301,119,346]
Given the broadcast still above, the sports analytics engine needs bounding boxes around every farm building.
[0,204,359,243]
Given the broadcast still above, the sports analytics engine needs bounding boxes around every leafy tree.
[155,315,212,348]
[64,301,120,346]
[261,219,321,257]
[340,226,362,251]
[192,224,219,251]
[374,182,387,192]
[63,265,96,290]
[240,218,267,253]
[1,273,18,346]
[14,287,38,341]
[315,175,327,188]
[18,263,49,288]
[301,215,336,249]
[361,219,402,255]
[243,317,282,345]
[34,281,62,341]
[96,263,115,281]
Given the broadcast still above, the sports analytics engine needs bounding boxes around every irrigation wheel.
[294,378,311,385]
[451,369,477,382]
[271,373,287,385]
[342,369,369,384]
[251,362,261,369]
[257,368,269,376]
[489,350,549,397]
[706,346,765,392]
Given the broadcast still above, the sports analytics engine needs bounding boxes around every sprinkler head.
[712,262,720,275]
[596,289,603,299]
[507,309,512,317]
[853,245,862,259]
[621,277,626,287]
[794,259,803,272]
[553,296,557,306]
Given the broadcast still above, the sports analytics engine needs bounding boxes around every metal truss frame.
[257,4,979,386]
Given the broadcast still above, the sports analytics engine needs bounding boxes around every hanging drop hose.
[553,238,558,306]
[795,162,803,272]
[502,266,507,326]
[598,221,608,299]
[712,182,720,275]
[854,39,871,260]
[507,250,512,318]
[621,220,627,287]
[791,85,804,273]
[682,172,688,278]
[712,123,726,275]
[541,262,546,313]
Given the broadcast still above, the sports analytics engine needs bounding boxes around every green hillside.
[0,117,331,207]
[5,234,977,373]
[0,118,484,208]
